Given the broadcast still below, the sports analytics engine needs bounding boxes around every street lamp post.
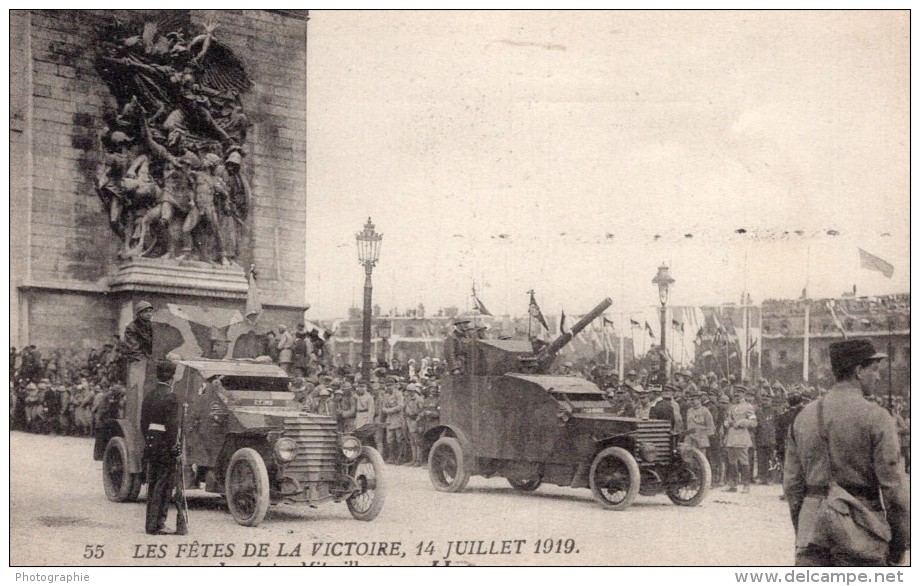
[652,264,675,384]
[356,217,383,382]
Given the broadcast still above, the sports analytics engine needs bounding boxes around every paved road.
[10,431,794,566]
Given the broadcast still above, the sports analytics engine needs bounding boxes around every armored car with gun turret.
[424,298,710,510]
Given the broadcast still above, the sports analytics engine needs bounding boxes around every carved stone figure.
[94,12,252,265]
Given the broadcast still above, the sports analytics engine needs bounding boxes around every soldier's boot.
[175,511,188,536]
[384,440,395,464]
[410,440,420,466]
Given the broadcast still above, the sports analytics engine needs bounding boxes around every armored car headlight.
[274,437,298,463]
[341,436,362,461]
[636,441,658,463]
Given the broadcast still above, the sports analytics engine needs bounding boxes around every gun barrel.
[541,297,613,357]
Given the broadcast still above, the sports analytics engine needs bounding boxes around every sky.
[305,10,909,320]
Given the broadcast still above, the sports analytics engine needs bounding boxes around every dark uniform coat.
[123,317,153,362]
[140,381,182,534]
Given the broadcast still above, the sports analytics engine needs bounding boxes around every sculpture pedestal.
[109,258,249,299]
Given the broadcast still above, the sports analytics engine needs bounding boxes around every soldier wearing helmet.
[122,300,155,362]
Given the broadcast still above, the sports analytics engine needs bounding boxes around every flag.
[528,291,549,331]
[826,300,847,338]
[858,248,894,278]
[560,309,569,335]
[694,327,704,345]
[629,318,640,328]
[671,319,681,330]
[245,264,262,322]
[645,321,655,339]
[472,295,492,316]
[603,317,614,327]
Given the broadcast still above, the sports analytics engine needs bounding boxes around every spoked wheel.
[103,436,142,502]
[225,448,270,527]
[428,437,470,492]
[588,446,640,510]
[667,446,712,506]
[347,446,387,521]
[507,476,542,492]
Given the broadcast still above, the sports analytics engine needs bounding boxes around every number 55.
[83,545,104,559]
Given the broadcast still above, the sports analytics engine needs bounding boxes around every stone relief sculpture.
[94,12,252,265]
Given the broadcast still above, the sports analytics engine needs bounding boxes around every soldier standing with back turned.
[784,339,909,566]
[140,360,186,535]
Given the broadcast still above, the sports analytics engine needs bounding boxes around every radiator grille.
[632,419,672,463]
[283,416,340,481]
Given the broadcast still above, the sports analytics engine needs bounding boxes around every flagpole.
[618,260,625,381]
[803,244,811,384]
[741,298,748,381]
[757,304,763,374]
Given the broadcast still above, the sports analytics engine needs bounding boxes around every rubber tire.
[589,446,641,511]
[428,437,471,493]
[103,436,142,502]
[225,448,270,527]
[346,446,387,521]
[667,447,712,507]
[507,476,542,492]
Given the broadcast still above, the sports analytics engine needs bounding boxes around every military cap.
[564,361,574,367]
[719,394,730,404]
[647,384,663,394]
[662,383,679,397]
[453,318,471,327]
[638,368,649,375]
[829,339,887,375]
[732,384,748,395]
[627,369,637,376]
[772,381,784,389]
[333,388,343,395]
[26,382,38,390]
[678,369,692,378]
[318,388,330,397]
[135,300,154,315]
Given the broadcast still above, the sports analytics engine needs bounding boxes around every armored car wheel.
[226,448,270,527]
[347,446,387,521]
[667,447,711,507]
[589,446,640,510]
[507,476,542,492]
[103,436,142,502]
[429,437,470,492]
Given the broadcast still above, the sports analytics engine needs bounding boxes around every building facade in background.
[10,9,308,350]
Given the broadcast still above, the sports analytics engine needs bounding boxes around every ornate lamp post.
[356,217,383,382]
[652,264,675,383]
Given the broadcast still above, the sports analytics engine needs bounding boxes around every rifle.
[175,402,189,535]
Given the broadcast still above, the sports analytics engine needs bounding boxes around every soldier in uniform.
[784,339,909,566]
[123,301,155,362]
[443,319,472,374]
[337,383,357,433]
[684,391,715,457]
[381,379,406,464]
[353,381,375,431]
[403,384,423,466]
[140,360,186,535]
[723,385,757,493]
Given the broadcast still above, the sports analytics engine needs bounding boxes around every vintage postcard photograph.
[6,7,911,576]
